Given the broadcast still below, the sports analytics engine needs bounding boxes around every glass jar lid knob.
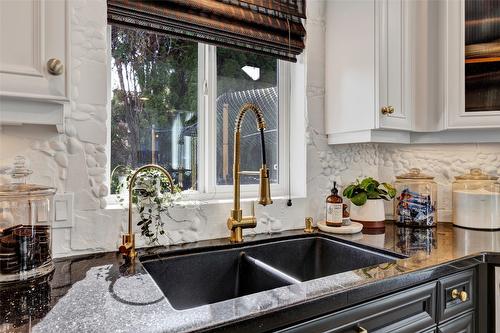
[9,156,33,183]
[396,168,434,180]
[409,168,421,175]
[455,168,498,181]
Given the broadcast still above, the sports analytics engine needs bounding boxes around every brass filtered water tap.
[118,164,174,260]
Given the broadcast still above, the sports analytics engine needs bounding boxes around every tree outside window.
[110,26,280,194]
[110,26,198,192]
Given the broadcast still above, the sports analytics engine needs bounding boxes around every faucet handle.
[304,217,314,233]
[258,166,273,206]
[119,234,136,259]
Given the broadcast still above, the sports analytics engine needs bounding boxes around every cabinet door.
[437,311,474,333]
[378,0,412,130]
[446,0,500,128]
[0,0,68,100]
[325,0,377,135]
[277,282,436,333]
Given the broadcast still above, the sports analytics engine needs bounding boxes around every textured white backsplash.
[307,140,500,223]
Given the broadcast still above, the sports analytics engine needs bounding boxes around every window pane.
[216,48,279,186]
[110,26,198,193]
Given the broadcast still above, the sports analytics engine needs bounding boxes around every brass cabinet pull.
[451,289,468,302]
[356,326,368,333]
[381,105,395,115]
[47,58,64,76]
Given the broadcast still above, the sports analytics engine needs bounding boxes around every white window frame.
[106,32,296,205]
[201,45,290,200]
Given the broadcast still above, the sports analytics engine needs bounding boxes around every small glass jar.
[0,181,55,283]
[394,168,437,227]
[452,168,500,230]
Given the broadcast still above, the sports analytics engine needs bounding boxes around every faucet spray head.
[258,165,273,206]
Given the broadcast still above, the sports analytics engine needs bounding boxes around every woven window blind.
[107,0,306,61]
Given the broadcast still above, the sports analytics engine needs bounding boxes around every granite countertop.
[1,222,500,333]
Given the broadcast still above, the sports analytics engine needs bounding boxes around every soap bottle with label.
[326,182,343,227]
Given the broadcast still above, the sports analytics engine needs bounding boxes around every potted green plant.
[343,177,396,229]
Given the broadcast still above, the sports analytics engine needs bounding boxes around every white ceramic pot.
[350,199,385,222]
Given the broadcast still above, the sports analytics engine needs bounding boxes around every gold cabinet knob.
[356,326,368,333]
[47,58,64,76]
[381,105,395,115]
[451,289,468,302]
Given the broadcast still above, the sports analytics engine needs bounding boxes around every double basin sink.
[140,234,405,310]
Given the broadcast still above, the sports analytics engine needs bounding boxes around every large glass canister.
[394,168,437,227]
[452,168,500,230]
[0,163,56,283]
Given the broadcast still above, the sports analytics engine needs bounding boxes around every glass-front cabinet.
[447,0,500,128]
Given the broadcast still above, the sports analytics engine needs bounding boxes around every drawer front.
[438,269,475,323]
[277,282,436,333]
[437,311,474,333]
[422,329,437,333]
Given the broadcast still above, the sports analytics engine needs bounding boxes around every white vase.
[350,199,386,222]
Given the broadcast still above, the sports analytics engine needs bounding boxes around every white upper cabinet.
[325,0,500,145]
[325,0,413,144]
[0,0,69,101]
[446,0,500,128]
[0,0,68,133]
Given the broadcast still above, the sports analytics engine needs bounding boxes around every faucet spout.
[228,103,273,243]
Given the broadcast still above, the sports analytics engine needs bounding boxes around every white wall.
[0,0,499,258]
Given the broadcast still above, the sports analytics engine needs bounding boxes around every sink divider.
[240,252,302,284]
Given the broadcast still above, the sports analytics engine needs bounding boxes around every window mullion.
[279,60,291,198]
[196,43,206,194]
[204,45,218,194]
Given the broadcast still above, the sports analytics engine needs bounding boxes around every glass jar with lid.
[394,168,437,227]
[0,157,56,283]
[452,168,500,230]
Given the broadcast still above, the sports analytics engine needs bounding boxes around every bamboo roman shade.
[107,0,306,61]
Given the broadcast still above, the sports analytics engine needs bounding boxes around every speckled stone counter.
[1,223,499,333]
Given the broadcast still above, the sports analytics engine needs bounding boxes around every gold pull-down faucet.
[227,103,273,243]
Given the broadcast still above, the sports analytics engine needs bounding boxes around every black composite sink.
[140,234,405,310]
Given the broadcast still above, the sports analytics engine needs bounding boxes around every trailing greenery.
[114,168,183,244]
[342,177,396,206]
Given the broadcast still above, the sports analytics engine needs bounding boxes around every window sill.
[104,195,306,211]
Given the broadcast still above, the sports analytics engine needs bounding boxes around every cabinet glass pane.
[465,0,500,112]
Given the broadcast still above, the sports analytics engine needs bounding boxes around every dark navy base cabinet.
[438,312,474,333]
[278,269,477,333]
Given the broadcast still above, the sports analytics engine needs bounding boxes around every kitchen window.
[108,26,290,198]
